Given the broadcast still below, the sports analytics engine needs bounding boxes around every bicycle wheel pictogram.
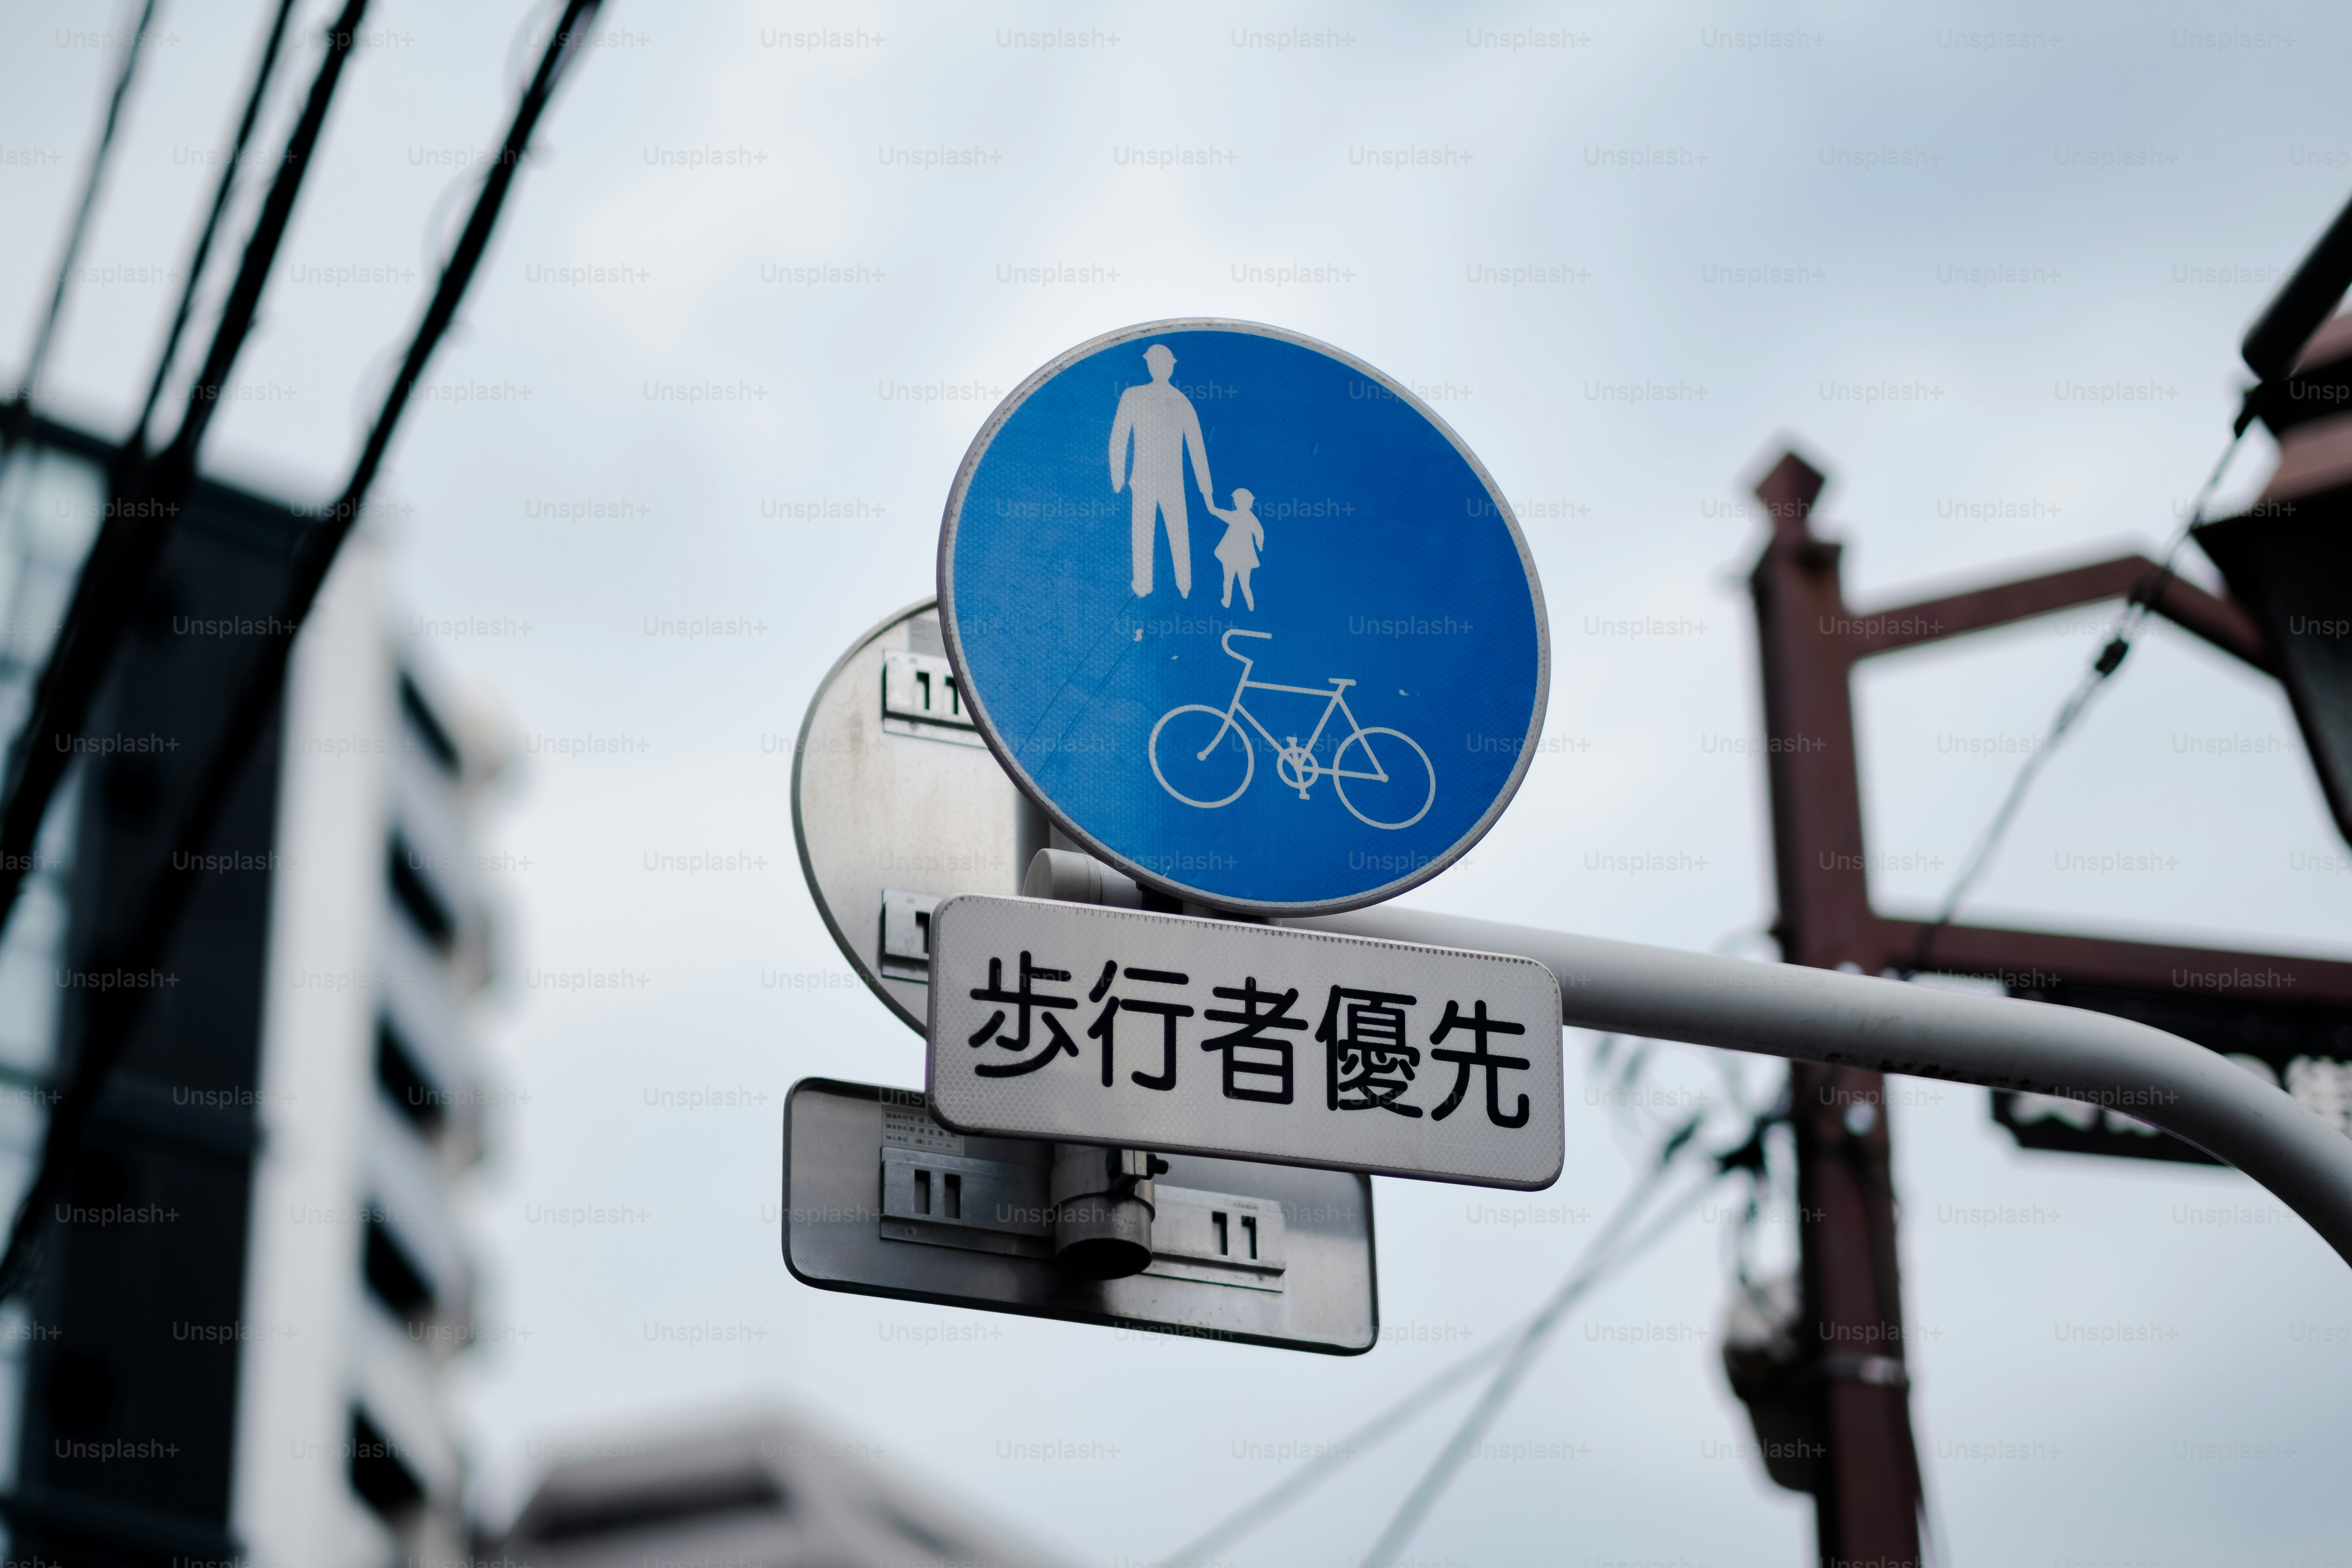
[1332,727,1436,830]
[1149,704,1254,808]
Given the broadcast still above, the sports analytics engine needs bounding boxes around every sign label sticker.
[926,895,1564,1190]
[940,320,1548,914]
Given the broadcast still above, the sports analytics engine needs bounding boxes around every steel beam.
[1845,555,2273,672]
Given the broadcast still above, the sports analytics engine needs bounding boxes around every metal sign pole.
[1280,896,2352,1268]
[1017,845,2352,1262]
[786,608,1386,1349]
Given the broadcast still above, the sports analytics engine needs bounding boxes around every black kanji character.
[1199,977,1306,1104]
[1318,985,1422,1116]
[1429,998,1530,1127]
[1086,961,1193,1091]
[966,951,1079,1078]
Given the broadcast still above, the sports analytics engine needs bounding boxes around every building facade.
[0,421,498,1567]
[498,1411,1066,1568]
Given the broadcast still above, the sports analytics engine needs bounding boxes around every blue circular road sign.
[939,320,1548,916]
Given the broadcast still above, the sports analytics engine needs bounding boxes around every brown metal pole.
[1790,1061,1922,1566]
[1748,452,1924,1568]
[1749,453,1877,972]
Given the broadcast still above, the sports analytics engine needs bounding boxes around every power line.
[1162,1153,1691,1566]
[129,0,302,455]
[0,0,374,983]
[1160,1331,1516,1568]
[1904,427,2250,977]
[7,0,162,414]
[1357,1158,1742,1566]
[0,0,607,1300]
[1161,1113,1748,1567]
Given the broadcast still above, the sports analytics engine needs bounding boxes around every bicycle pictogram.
[1148,631,1436,830]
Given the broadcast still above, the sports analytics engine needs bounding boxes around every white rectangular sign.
[926,895,1563,1189]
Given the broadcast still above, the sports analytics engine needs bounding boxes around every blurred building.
[0,419,500,1567]
[497,1412,1066,1568]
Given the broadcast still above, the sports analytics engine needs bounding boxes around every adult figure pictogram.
[1108,343,1214,598]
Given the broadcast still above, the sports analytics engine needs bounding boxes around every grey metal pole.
[1022,850,2352,1266]
[1288,902,2352,1269]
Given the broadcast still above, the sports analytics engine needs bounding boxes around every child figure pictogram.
[1208,488,1266,611]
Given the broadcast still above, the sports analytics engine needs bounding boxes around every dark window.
[375,1015,445,1138]
[349,1408,426,1519]
[524,1469,786,1542]
[399,672,463,776]
[101,756,162,824]
[44,1348,113,1436]
[362,1214,434,1322]
[387,834,456,952]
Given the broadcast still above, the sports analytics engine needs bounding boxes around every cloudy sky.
[6,0,2352,1562]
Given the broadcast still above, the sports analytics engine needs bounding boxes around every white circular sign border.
[937,317,1551,918]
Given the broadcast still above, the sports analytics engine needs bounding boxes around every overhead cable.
[1356,1148,1743,1566]
[1904,427,2248,977]
[1163,1114,1740,1567]
[0,0,607,1302]
[129,0,302,454]
[0,0,372,972]
[6,0,162,419]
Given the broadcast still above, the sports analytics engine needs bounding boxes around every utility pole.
[1747,453,1924,1566]
[1733,399,2352,1560]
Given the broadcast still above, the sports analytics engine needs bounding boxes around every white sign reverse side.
[926,895,1564,1189]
